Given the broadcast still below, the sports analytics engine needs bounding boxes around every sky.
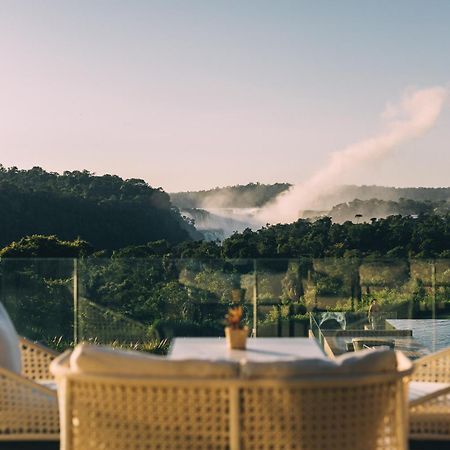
[0,0,449,192]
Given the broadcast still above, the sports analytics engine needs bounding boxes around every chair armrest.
[0,366,59,440]
[20,336,60,381]
[0,365,57,396]
[409,381,450,407]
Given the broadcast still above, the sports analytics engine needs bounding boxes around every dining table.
[169,337,327,362]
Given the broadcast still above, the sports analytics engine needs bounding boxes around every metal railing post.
[431,260,436,320]
[73,258,79,345]
[253,259,258,337]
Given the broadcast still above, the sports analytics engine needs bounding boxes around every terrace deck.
[320,329,429,359]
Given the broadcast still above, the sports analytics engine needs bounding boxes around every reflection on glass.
[0,258,447,355]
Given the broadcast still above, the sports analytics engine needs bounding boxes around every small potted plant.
[225,305,249,349]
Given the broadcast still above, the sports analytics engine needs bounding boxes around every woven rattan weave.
[54,361,412,450]
[20,337,59,381]
[0,337,59,441]
[410,347,450,440]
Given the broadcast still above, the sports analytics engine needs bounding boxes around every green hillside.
[170,182,291,208]
[172,183,450,209]
[0,166,200,249]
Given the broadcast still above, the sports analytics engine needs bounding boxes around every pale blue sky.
[0,0,449,191]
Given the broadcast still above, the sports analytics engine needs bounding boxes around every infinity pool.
[387,319,450,353]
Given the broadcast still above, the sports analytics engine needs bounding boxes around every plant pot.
[225,326,248,350]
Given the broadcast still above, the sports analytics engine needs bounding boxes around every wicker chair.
[0,337,60,441]
[409,347,450,440]
[51,345,413,450]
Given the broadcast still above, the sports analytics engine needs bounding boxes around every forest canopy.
[0,166,448,258]
[0,165,201,249]
[2,214,449,260]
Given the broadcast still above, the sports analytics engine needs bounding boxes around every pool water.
[387,319,450,353]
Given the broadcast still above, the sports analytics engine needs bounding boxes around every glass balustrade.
[0,257,448,355]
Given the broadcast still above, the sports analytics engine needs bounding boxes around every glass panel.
[0,257,448,355]
[0,258,75,350]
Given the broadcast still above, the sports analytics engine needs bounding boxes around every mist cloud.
[259,86,448,224]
